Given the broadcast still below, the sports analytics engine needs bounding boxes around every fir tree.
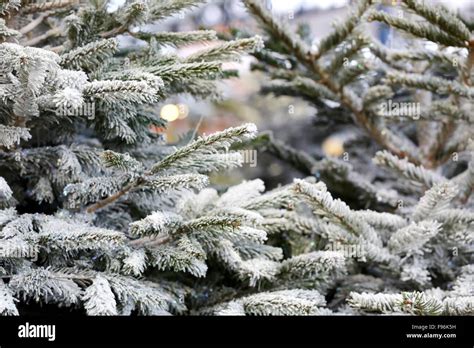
[241,0,473,209]
[0,0,472,317]
[230,0,474,315]
[0,0,279,315]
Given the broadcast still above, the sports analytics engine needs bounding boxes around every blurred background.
[117,0,474,189]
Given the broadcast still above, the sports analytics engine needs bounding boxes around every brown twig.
[100,26,129,39]
[85,182,135,214]
[128,235,171,248]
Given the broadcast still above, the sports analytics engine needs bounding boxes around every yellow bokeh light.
[322,137,344,157]
[160,104,180,122]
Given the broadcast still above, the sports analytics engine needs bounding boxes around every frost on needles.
[0,0,473,316]
[236,0,473,315]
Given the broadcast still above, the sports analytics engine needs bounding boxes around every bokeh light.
[322,137,344,157]
[160,104,180,122]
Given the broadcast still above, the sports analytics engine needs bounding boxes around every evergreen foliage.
[0,0,472,316]
[235,0,473,315]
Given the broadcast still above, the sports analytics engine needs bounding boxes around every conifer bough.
[0,0,472,317]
